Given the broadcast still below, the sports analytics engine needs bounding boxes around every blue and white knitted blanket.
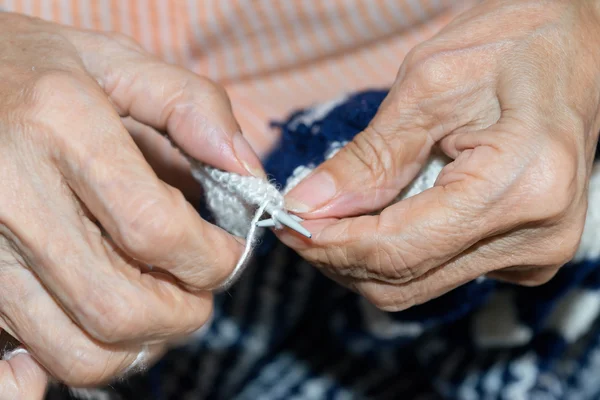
[61,90,600,400]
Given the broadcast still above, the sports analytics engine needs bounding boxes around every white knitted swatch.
[188,161,285,291]
[190,161,284,238]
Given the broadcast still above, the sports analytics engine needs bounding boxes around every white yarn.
[189,160,290,291]
[190,141,361,291]
[281,141,350,194]
[2,347,29,361]
[122,344,150,376]
[68,388,111,400]
[282,166,314,195]
[156,132,287,291]
[288,95,348,131]
[217,201,270,291]
[190,161,284,238]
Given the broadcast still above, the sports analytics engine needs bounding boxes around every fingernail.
[276,229,310,249]
[285,170,337,213]
[232,132,266,178]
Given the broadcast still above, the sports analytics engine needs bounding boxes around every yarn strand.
[214,201,270,292]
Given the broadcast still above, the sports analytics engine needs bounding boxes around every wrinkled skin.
[0,12,265,399]
[283,0,600,311]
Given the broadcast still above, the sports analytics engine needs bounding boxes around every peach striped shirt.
[1,0,470,155]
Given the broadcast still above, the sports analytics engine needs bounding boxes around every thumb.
[0,349,48,400]
[284,92,438,218]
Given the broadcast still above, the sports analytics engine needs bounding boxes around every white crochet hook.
[257,206,312,238]
[256,214,303,227]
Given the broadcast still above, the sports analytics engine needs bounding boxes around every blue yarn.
[266,90,388,186]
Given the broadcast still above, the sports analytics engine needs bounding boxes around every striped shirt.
[1,0,470,156]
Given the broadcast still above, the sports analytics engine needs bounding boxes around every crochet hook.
[259,206,312,238]
[256,214,303,227]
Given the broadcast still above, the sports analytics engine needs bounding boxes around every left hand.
[279,0,600,311]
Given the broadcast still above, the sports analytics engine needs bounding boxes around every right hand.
[0,12,264,398]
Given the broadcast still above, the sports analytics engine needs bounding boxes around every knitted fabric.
[56,90,600,400]
[189,95,449,288]
[190,163,284,238]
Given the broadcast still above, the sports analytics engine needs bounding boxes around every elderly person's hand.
[0,12,264,398]
[281,0,600,311]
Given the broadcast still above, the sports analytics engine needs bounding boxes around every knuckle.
[54,343,114,386]
[549,229,582,266]
[195,76,230,102]
[76,288,137,343]
[367,241,420,284]
[402,44,431,72]
[361,284,416,312]
[32,69,81,93]
[27,70,90,114]
[162,75,231,132]
[193,255,237,290]
[512,266,560,287]
[118,195,185,260]
[405,49,455,92]
[525,268,560,286]
[523,141,579,222]
[169,74,229,107]
[344,127,395,190]
[371,216,442,284]
[544,181,576,222]
[103,31,145,52]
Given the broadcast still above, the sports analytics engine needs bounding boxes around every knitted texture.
[190,162,284,238]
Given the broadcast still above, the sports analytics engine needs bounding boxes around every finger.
[346,225,570,312]
[5,207,215,344]
[0,348,48,400]
[2,140,215,344]
[486,266,560,286]
[39,72,244,290]
[122,117,203,202]
[68,31,265,178]
[277,142,534,283]
[278,186,495,286]
[284,45,501,218]
[343,245,493,312]
[283,93,436,218]
[0,264,164,387]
